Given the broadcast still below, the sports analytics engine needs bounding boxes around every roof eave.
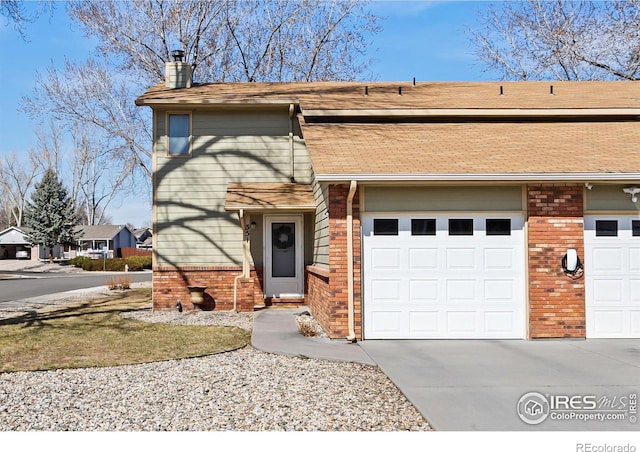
[314,173,640,183]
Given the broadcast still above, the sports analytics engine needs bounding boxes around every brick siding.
[153,266,261,312]
[527,184,586,338]
[306,184,362,339]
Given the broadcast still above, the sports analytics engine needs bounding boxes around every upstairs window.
[167,113,191,156]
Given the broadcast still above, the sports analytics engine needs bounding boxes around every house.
[75,225,138,258]
[0,226,35,260]
[133,227,153,250]
[0,226,70,261]
[136,60,640,340]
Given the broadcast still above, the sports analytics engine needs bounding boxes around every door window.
[271,222,296,277]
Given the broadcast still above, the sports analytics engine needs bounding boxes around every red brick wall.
[306,266,331,331]
[527,184,586,338]
[153,266,261,311]
[308,184,362,339]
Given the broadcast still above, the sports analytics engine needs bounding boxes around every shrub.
[106,275,132,290]
[68,256,90,268]
[70,256,151,271]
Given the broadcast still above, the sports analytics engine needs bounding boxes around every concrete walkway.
[251,307,375,365]
[252,307,640,431]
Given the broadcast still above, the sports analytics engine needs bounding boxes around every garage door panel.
[592,279,624,303]
[371,248,401,269]
[447,311,477,333]
[408,248,438,269]
[484,248,514,270]
[484,311,516,333]
[484,280,514,302]
[364,213,525,339]
[409,311,439,333]
[446,249,476,269]
[632,312,640,335]
[409,279,438,302]
[446,279,476,302]
[592,310,625,335]
[632,281,640,303]
[592,248,623,271]
[586,214,640,338]
[370,311,402,333]
[630,248,640,271]
[370,280,402,302]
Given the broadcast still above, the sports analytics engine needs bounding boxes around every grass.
[0,288,251,373]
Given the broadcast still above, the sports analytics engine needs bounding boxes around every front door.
[265,215,304,298]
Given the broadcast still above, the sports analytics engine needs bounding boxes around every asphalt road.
[0,271,152,303]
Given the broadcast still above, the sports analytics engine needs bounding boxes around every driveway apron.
[359,339,640,431]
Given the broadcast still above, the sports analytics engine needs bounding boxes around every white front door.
[362,213,526,339]
[585,215,640,338]
[264,215,304,298]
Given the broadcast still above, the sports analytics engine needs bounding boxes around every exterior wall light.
[622,187,640,203]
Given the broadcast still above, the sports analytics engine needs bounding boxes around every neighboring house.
[136,60,640,340]
[0,226,69,261]
[76,225,138,258]
[0,226,35,260]
[133,227,153,250]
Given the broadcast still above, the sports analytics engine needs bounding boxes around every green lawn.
[0,288,250,372]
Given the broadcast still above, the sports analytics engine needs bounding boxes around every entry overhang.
[224,183,316,212]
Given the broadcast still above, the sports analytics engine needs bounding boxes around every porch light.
[622,187,640,203]
[172,49,185,62]
[250,221,257,230]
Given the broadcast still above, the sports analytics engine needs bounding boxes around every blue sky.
[0,1,497,227]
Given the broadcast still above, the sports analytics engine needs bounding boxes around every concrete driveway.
[359,339,640,431]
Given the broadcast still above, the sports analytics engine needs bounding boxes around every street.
[0,271,152,303]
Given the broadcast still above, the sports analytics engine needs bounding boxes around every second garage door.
[362,213,526,339]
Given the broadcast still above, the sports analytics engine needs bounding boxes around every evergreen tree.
[25,168,78,262]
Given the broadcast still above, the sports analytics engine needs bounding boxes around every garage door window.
[633,220,640,237]
[486,219,511,236]
[595,220,618,237]
[411,219,436,236]
[373,219,398,235]
[449,219,473,236]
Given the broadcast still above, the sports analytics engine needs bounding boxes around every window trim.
[165,111,192,157]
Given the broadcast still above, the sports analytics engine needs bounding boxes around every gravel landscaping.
[0,288,431,431]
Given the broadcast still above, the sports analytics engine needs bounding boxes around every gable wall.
[154,107,312,267]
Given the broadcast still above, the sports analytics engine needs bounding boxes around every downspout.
[346,180,358,342]
[289,103,295,182]
[233,209,246,312]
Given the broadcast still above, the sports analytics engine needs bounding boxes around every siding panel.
[154,108,312,266]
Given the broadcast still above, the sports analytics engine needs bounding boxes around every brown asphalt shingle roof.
[300,121,640,178]
[136,81,640,110]
[137,80,640,179]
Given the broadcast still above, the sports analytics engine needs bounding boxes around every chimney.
[165,49,192,89]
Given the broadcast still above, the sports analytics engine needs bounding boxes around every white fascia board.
[314,173,640,183]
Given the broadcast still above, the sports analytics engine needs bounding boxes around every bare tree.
[1,0,53,39]
[0,151,41,227]
[470,0,640,80]
[68,0,381,84]
[21,0,380,222]
[71,123,128,225]
[23,59,152,180]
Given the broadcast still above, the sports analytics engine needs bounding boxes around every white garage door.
[362,213,526,339]
[585,215,640,338]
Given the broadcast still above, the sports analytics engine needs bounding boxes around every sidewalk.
[251,307,376,366]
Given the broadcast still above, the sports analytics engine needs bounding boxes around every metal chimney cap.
[171,49,185,62]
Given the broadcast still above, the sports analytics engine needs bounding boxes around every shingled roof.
[137,80,640,181]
